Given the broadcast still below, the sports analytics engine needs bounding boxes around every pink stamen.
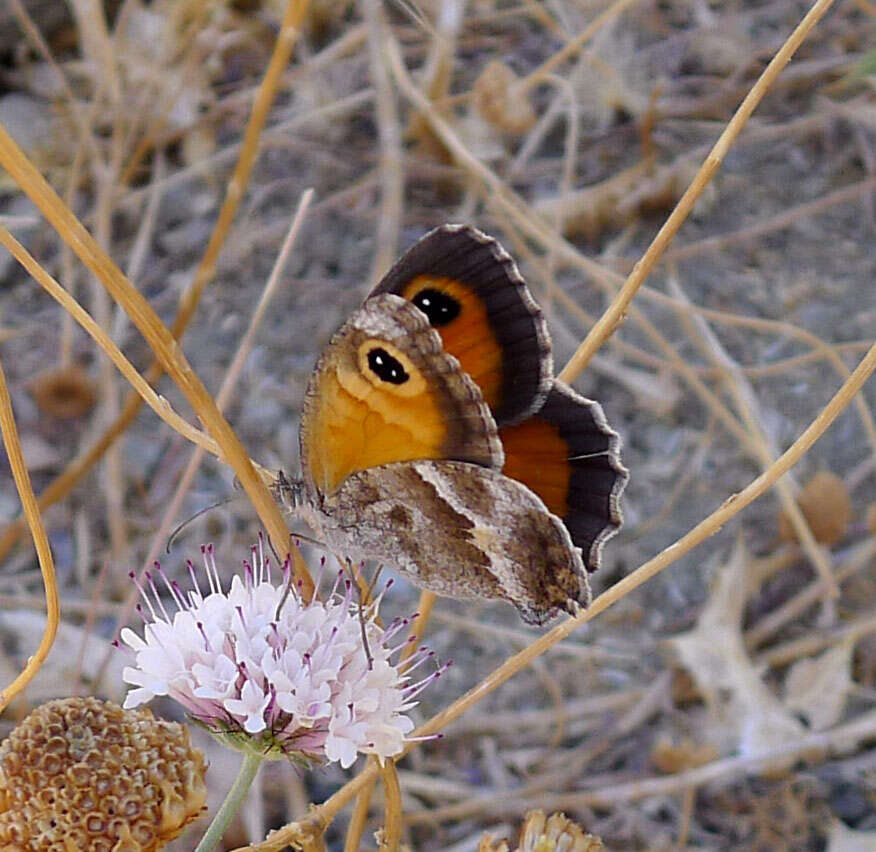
[197,621,212,652]
[186,559,203,600]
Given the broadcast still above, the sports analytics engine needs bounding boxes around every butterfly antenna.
[350,561,374,670]
[166,496,237,553]
[362,565,385,617]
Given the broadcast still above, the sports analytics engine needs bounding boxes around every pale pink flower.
[120,538,445,767]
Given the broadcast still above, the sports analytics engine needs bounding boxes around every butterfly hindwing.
[318,459,589,625]
[499,381,627,571]
[371,225,552,426]
[299,294,503,496]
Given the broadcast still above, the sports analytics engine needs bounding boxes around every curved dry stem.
[407,710,876,823]
[0,123,311,596]
[663,175,876,266]
[559,0,839,382]
[174,0,312,336]
[0,359,59,711]
[641,289,876,456]
[386,14,871,481]
[238,341,874,850]
[378,761,402,852]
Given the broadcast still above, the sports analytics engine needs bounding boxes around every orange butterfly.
[292,225,627,625]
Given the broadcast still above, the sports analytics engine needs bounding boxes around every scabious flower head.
[120,538,444,768]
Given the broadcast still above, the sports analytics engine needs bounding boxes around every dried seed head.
[478,810,604,852]
[30,364,97,419]
[778,471,852,546]
[473,61,536,135]
[0,696,207,851]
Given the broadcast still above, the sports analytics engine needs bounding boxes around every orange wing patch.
[303,341,448,495]
[400,276,503,410]
[499,415,570,519]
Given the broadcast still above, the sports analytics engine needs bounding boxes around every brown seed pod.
[29,364,97,419]
[473,61,537,135]
[478,810,604,851]
[778,470,852,546]
[866,502,876,536]
[0,696,207,851]
[651,735,719,773]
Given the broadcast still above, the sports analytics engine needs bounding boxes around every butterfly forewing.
[299,295,502,497]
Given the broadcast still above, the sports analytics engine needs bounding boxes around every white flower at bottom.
[120,538,445,768]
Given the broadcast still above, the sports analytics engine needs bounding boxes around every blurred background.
[0,0,874,849]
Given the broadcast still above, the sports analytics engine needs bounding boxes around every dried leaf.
[784,638,855,730]
[667,539,805,759]
[0,612,125,710]
[826,821,876,852]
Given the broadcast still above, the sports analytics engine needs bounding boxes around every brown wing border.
[371,224,552,426]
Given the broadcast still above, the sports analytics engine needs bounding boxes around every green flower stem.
[195,750,263,852]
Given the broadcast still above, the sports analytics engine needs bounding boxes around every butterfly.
[290,225,627,625]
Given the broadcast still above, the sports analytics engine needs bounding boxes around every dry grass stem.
[175,0,312,337]
[0,359,59,712]
[91,190,314,684]
[518,0,641,94]
[745,536,876,650]
[409,711,876,821]
[663,175,876,265]
[666,275,838,594]
[343,770,376,852]
[365,0,403,283]
[378,760,403,852]
[755,612,876,669]
[402,591,437,663]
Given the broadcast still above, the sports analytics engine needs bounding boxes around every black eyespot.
[412,288,461,327]
[367,347,409,385]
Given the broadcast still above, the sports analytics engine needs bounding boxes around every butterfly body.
[291,226,627,625]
